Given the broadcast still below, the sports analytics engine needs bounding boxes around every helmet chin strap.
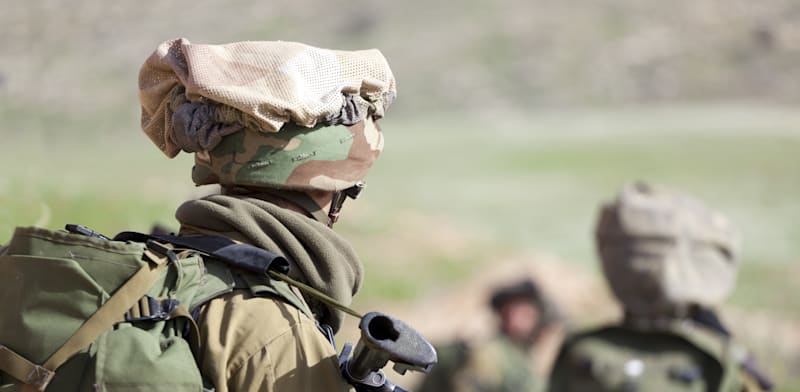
[222,182,366,228]
[327,182,366,227]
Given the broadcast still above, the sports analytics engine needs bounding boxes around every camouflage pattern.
[138,38,394,192]
[138,38,395,158]
[192,117,383,191]
[418,336,543,392]
[595,182,740,316]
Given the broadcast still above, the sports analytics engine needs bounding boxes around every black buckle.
[343,182,365,199]
[328,182,366,226]
[125,295,180,322]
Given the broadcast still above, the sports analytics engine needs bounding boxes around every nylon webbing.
[113,231,364,323]
[38,250,168,386]
[172,304,201,360]
[0,345,54,391]
[268,271,363,319]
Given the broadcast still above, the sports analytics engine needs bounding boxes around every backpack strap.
[0,245,169,391]
[113,232,365,324]
[113,232,317,318]
[113,232,290,276]
[0,345,52,392]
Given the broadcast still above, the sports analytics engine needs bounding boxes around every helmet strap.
[327,182,366,227]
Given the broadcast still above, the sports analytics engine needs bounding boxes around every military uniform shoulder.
[550,323,740,391]
[562,322,730,359]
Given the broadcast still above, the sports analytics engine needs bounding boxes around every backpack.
[547,323,752,392]
[0,226,309,392]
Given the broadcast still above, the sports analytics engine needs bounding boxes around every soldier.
[418,278,559,392]
[0,38,398,391]
[547,182,773,391]
[138,38,397,392]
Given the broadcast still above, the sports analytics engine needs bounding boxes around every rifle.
[339,312,437,392]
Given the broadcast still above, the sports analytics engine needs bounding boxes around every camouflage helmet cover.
[595,182,740,316]
[192,118,383,191]
[138,38,395,191]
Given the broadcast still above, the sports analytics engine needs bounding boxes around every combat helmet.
[489,279,558,327]
[138,38,396,224]
[594,182,740,318]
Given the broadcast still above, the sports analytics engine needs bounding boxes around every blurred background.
[1,0,798,389]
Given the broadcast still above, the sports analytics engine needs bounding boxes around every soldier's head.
[489,279,556,347]
[138,39,395,227]
[595,182,740,319]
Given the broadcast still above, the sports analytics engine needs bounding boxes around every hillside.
[2,0,800,117]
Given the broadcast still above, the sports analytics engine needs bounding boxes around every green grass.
[4,0,800,386]
[730,262,800,314]
[0,105,197,241]
[3,104,798,305]
[366,107,800,267]
[347,105,800,312]
[2,102,799,386]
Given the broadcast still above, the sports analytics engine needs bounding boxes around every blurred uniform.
[548,183,773,392]
[418,279,559,392]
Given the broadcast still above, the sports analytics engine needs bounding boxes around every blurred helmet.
[489,278,559,327]
[595,182,740,317]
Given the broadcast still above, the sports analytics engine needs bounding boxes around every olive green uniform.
[198,291,351,392]
[548,321,747,391]
[174,194,364,392]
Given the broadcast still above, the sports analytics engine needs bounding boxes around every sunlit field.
[2,101,799,387]
[3,0,800,388]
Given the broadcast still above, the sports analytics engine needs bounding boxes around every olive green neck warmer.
[174,194,363,332]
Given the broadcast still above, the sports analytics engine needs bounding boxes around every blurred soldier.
[0,38,397,391]
[418,278,559,392]
[548,182,773,391]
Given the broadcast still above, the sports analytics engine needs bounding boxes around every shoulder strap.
[114,232,290,276]
[114,232,317,319]
[113,232,365,323]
